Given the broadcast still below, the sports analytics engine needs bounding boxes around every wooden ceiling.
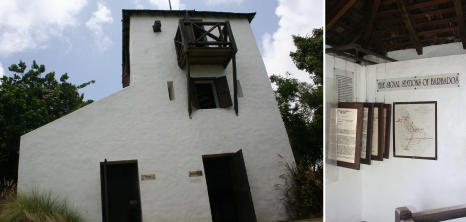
[326,0,466,61]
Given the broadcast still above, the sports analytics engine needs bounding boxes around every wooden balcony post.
[395,206,412,222]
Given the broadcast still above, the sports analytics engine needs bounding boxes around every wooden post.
[187,53,191,119]
[395,207,412,222]
[104,159,109,222]
[233,54,238,116]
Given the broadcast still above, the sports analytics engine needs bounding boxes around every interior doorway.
[100,160,142,222]
[203,150,257,222]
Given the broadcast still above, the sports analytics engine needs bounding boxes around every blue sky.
[0,0,323,101]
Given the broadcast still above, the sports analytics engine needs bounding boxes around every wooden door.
[230,150,257,222]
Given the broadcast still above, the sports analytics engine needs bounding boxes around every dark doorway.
[100,160,142,222]
[203,150,257,222]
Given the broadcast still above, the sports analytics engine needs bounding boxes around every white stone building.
[17,10,295,222]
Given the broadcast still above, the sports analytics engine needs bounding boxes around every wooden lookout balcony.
[174,18,237,68]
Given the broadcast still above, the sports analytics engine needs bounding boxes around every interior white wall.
[17,14,295,222]
[359,53,466,222]
[325,55,365,222]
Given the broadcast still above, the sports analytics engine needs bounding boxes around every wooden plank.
[233,55,238,116]
[336,21,355,32]
[418,26,459,36]
[353,44,397,61]
[325,43,360,52]
[377,17,460,35]
[386,36,459,49]
[378,0,455,17]
[376,8,456,26]
[397,0,423,55]
[454,0,466,49]
[326,0,358,31]
[380,0,396,6]
[362,0,381,47]
[407,0,453,10]
[327,50,377,64]
[412,205,466,222]
[395,207,412,222]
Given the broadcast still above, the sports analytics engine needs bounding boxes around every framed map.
[393,101,437,160]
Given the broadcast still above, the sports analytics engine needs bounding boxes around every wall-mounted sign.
[189,171,203,177]
[141,174,155,180]
[377,73,459,91]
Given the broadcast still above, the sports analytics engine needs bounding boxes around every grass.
[0,181,85,222]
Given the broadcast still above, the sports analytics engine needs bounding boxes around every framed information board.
[371,103,384,161]
[337,103,364,170]
[393,101,437,160]
[383,104,391,159]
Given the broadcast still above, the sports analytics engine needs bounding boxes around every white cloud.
[134,0,145,9]
[149,0,186,10]
[204,0,243,5]
[0,0,87,57]
[86,2,114,52]
[0,62,4,85]
[261,0,323,84]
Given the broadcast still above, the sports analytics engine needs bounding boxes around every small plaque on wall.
[189,171,203,177]
[141,174,155,180]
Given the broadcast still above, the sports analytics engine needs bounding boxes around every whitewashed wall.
[358,53,466,222]
[326,50,466,222]
[18,13,295,222]
[325,55,365,222]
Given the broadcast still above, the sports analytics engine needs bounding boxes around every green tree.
[290,28,323,85]
[271,28,323,167]
[0,60,95,181]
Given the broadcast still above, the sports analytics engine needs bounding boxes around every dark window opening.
[100,160,142,222]
[195,82,218,109]
[190,76,233,109]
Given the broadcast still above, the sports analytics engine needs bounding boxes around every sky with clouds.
[0,0,323,101]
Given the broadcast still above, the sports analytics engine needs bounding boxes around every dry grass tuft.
[0,179,85,222]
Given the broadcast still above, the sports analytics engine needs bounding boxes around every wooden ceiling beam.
[362,0,382,47]
[326,0,358,31]
[397,0,423,55]
[386,36,460,50]
[336,21,355,32]
[328,51,378,65]
[376,7,457,25]
[418,26,459,36]
[380,0,396,6]
[377,17,460,35]
[407,0,453,10]
[378,0,456,17]
[326,43,396,61]
[453,0,466,49]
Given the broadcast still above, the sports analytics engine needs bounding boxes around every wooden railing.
[173,20,237,68]
[396,205,466,222]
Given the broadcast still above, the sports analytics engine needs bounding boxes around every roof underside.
[326,0,466,62]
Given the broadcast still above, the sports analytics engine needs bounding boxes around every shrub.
[0,183,85,222]
[276,155,323,220]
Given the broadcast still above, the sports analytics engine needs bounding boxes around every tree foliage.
[271,28,323,167]
[0,60,95,181]
[290,28,323,85]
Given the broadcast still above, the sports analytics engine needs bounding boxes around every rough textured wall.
[18,14,295,222]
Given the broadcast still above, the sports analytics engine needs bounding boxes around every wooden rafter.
[326,0,358,31]
[396,0,423,55]
[453,0,466,49]
[377,0,455,17]
[362,0,381,47]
